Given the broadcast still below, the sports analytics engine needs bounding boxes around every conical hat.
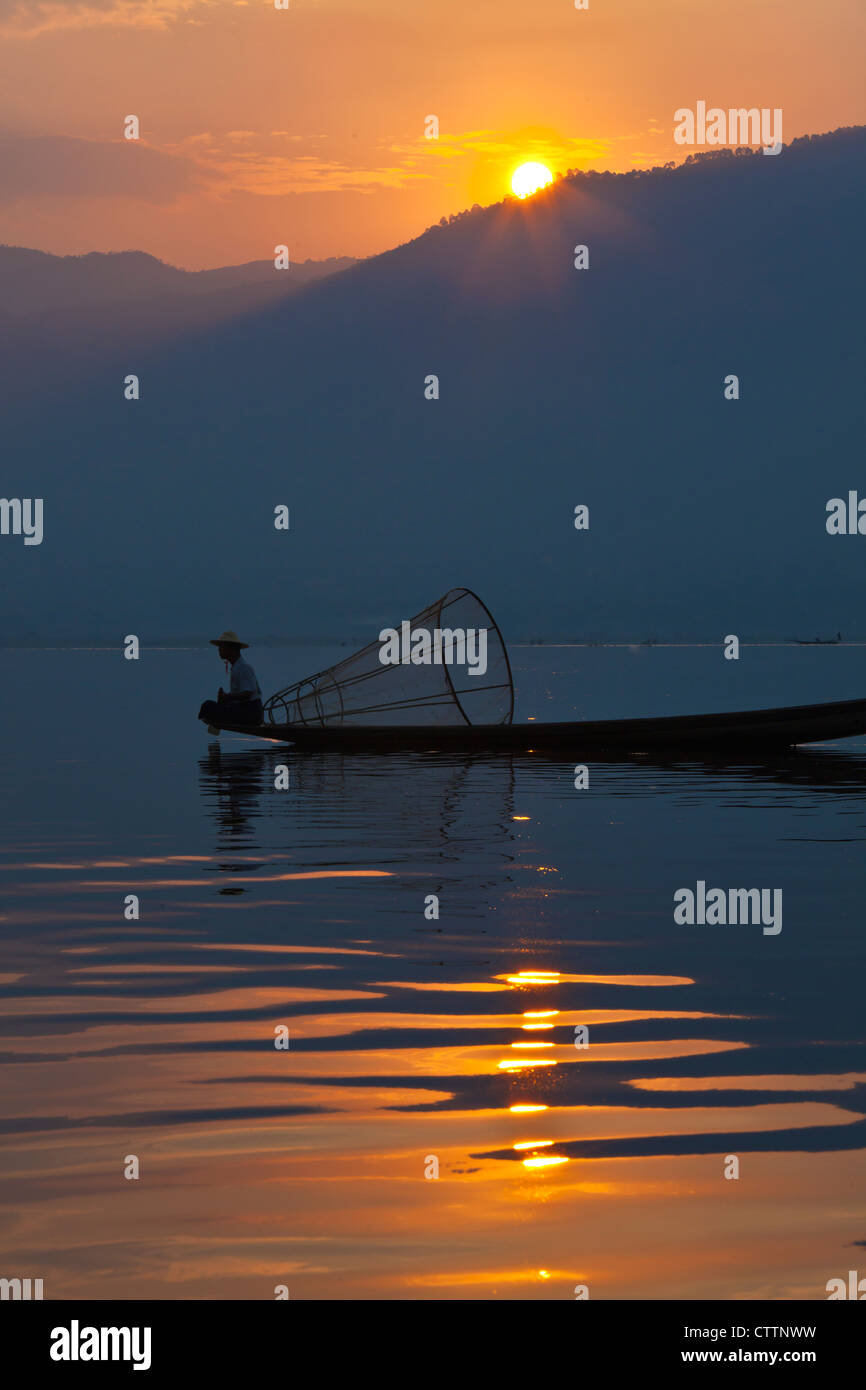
[210,629,249,649]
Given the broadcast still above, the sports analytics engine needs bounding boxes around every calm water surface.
[1,645,865,1299]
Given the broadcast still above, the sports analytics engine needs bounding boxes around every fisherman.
[198,629,263,728]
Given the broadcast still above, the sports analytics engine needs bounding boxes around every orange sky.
[0,0,863,268]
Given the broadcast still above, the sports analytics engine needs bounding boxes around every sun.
[511,162,553,198]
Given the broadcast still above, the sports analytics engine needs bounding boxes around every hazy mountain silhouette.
[0,246,357,314]
[0,247,357,391]
[2,128,864,645]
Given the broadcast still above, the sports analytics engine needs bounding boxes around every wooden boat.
[201,590,866,754]
[206,695,866,754]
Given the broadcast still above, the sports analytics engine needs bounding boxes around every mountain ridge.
[0,244,358,315]
[2,126,864,644]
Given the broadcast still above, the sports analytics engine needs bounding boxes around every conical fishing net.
[264,588,513,728]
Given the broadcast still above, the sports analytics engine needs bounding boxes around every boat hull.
[203,696,866,753]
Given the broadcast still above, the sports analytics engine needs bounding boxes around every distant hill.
[0,245,357,314]
[0,247,357,387]
[2,128,864,644]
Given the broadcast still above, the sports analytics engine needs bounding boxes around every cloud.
[169,132,427,196]
[0,134,207,205]
[0,129,426,208]
[213,155,425,196]
[0,0,210,39]
[391,125,611,172]
[0,123,617,214]
[162,124,614,201]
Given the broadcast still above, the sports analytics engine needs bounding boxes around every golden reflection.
[509,1041,554,1048]
[509,1104,549,1113]
[199,943,391,957]
[524,1010,558,1018]
[497,1058,557,1071]
[523,1155,569,1169]
[378,980,505,992]
[499,972,692,988]
[76,869,391,887]
[632,1072,866,1092]
[513,1140,554,1150]
[1,855,213,870]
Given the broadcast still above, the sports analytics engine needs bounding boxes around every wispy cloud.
[0,122,646,212]
[0,0,214,39]
[169,131,430,196]
[390,126,612,172]
[221,156,425,196]
[185,123,615,201]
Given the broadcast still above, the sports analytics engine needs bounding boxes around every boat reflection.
[198,741,521,906]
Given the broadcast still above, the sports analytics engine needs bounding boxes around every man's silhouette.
[198,629,263,728]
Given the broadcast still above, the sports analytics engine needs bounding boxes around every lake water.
[1,644,864,1299]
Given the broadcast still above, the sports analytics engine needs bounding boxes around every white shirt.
[230,656,261,698]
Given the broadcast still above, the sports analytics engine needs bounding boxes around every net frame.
[264,587,514,728]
